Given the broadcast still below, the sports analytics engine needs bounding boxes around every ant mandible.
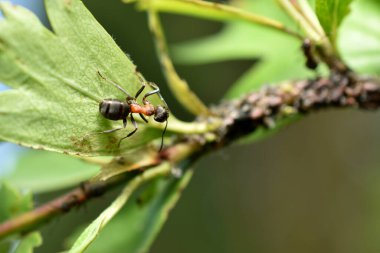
[96,71,169,151]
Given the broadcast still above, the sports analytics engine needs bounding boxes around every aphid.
[302,38,318,70]
[95,71,169,151]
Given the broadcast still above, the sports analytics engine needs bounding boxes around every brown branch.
[0,143,201,240]
[0,173,133,240]
[212,72,380,146]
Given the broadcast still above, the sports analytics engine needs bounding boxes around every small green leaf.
[67,170,192,253]
[316,0,354,44]
[0,242,8,253]
[0,182,42,253]
[67,163,171,253]
[0,182,32,221]
[339,0,380,75]
[11,232,42,253]
[1,150,100,193]
[0,0,165,156]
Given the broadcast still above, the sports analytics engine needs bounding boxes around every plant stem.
[277,0,321,41]
[147,10,210,116]
[297,0,325,36]
[150,115,222,135]
[128,0,303,40]
[277,0,348,71]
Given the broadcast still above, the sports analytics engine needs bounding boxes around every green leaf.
[0,182,32,221]
[94,148,157,181]
[0,182,42,253]
[0,0,165,156]
[1,150,100,193]
[11,232,42,253]
[316,0,353,44]
[339,0,380,75]
[67,170,192,253]
[67,163,172,253]
[172,0,316,99]
[1,232,42,253]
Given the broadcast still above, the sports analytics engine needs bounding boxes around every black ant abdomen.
[99,99,130,121]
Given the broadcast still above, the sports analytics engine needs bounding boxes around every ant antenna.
[159,119,168,152]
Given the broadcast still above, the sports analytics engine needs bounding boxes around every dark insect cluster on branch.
[212,73,380,145]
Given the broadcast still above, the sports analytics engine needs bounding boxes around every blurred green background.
[4,0,380,252]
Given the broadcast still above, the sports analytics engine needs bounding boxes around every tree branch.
[213,72,380,146]
[0,173,129,240]
[0,142,201,240]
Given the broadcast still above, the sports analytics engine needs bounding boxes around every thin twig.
[147,10,210,116]
[132,0,303,39]
[0,173,128,240]
[297,0,325,36]
[277,0,322,41]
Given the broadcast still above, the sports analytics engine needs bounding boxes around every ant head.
[154,105,169,123]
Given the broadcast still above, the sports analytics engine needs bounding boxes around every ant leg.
[135,71,168,107]
[99,117,128,134]
[83,118,127,139]
[100,127,124,134]
[118,114,138,147]
[83,126,123,141]
[134,84,145,99]
[139,113,148,123]
[142,82,160,100]
[134,71,148,99]
[143,82,168,108]
[127,114,138,137]
[97,71,133,99]
[142,88,160,100]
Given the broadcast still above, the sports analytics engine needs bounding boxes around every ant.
[302,38,318,70]
[95,71,169,151]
